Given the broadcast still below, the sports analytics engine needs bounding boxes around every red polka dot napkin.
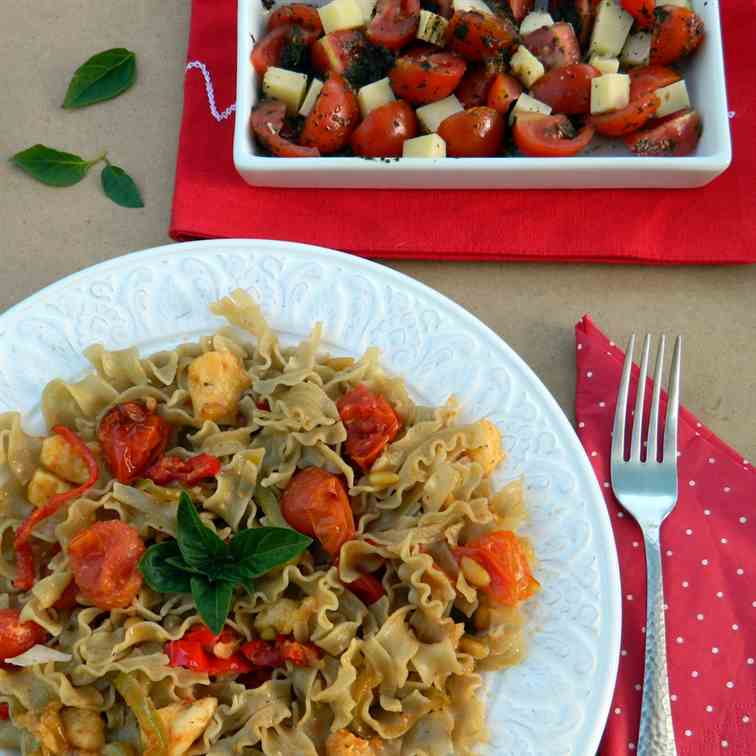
[575,316,755,755]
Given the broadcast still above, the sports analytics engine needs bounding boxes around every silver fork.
[611,334,682,756]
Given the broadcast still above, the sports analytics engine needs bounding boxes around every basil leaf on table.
[101,164,144,208]
[63,48,137,109]
[230,527,312,577]
[176,492,227,572]
[190,575,234,635]
[10,145,99,187]
[139,541,192,594]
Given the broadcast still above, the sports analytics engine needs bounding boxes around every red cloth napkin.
[170,1,756,263]
[575,316,755,755]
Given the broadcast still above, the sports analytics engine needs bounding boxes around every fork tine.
[612,334,635,463]
[662,336,682,461]
[646,335,666,463]
[629,334,651,462]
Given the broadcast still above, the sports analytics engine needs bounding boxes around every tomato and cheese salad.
[0,290,539,756]
[249,0,706,158]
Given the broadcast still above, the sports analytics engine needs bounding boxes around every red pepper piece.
[277,636,321,667]
[345,571,385,605]
[0,703,9,720]
[166,625,252,676]
[144,453,221,486]
[240,639,283,668]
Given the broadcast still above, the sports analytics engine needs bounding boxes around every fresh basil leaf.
[230,527,311,577]
[63,48,137,109]
[138,541,191,594]
[10,145,97,187]
[176,492,228,572]
[211,560,257,587]
[190,576,234,635]
[101,164,144,208]
[165,556,205,576]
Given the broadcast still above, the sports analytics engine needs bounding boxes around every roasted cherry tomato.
[0,704,8,720]
[0,609,47,665]
[629,64,681,100]
[446,11,517,62]
[453,531,539,606]
[52,579,80,610]
[145,453,222,486]
[512,112,594,157]
[345,571,386,605]
[523,22,581,70]
[167,626,252,676]
[281,467,355,557]
[240,639,283,667]
[267,4,323,34]
[367,0,421,50]
[278,636,321,666]
[336,385,401,470]
[508,0,535,24]
[420,0,453,18]
[621,0,654,28]
[351,101,418,157]
[389,50,466,104]
[486,72,523,114]
[437,106,504,157]
[98,402,170,484]
[300,75,360,155]
[650,6,704,66]
[251,100,320,158]
[530,63,600,115]
[455,64,497,108]
[591,91,660,137]
[624,109,702,156]
[68,521,145,610]
[311,30,368,75]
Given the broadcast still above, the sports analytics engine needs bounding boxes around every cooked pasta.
[0,290,539,756]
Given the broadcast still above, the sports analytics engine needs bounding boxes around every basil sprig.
[139,492,311,633]
[62,48,137,110]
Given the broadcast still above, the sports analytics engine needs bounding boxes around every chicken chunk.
[27,469,72,508]
[60,708,105,752]
[40,434,91,485]
[157,697,218,756]
[187,351,251,424]
[469,420,504,475]
[326,730,382,756]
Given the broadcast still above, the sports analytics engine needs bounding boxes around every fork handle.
[637,525,678,756]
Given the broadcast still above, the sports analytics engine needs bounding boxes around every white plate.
[233,0,730,188]
[0,240,621,755]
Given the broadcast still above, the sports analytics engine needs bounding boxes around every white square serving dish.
[233,0,731,189]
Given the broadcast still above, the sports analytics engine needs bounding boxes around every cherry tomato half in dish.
[97,401,170,484]
[522,22,581,70]
[144,453,222,486]
[446,11,518,62]
[300,75,360,154]
[367,0,421,51]
[267,4,323,35]
[621,0,654,29]
[512,112,594,157]
[486,72,523,115]
[351,101,418,157]
[251,25,320,77]
[251,100,320,157]
[312,30,368,76]
[281,467,356,557]
[508,0,535,24]
[68,520,145,610]
[336,385,401,470]
[437,107,504,157]
[628,64,681,100]
[454,64,497,109]
[624,109,702,156]
[650,6,705,66]
[0,609,47,665]
[591,91,660,137]
[389,50,466,105]
[530,64,600,116]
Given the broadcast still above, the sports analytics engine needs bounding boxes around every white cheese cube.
[402,133,447,158]
[508,92,552,125]
[590,73,630,115]
[416,95,463,133]
[590,0,634,57]
[519,11,554,36]
[357,77,396,118]
[318,0,365,34]
[355,0,378,22]
[509,45,545,89]
[655,0,691,7]
[262,67,308,115]
[452,0,493,15]
[298,78,324,117]
[589,55,620,74]
[654,79,690,118]
[417,10,449,45]
[621,31,651,67]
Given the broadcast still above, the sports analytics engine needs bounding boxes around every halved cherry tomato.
[367,0,421,50]
[455,64,497,108]
[650,6,705,66]
[345,571,386,605]
[629,65,681,100]
[530,64,600,115]
[508,0,535,24]
[144,453,222,486]
[52,579,80,610]
[624,108,702,156]
[389,50,466,104]
[548,0,595,45]
[421,0,453,18]
[336,385,401,470]
[252,26,290,76]
[281,467,355,556]
[267,4,323,34]
[240,639,283,667]
[513,112,594,157]
[68,520,145,610]
[486,72,523,114]
[523,22,580,70]
[98,402,170,484]
[0,609,47,665]
[300,75,360,155]
[446,11,518,62]
[621,0,654,28]
[0,704,8,719]
[251,100,321,157]
[311,30,368,75]
[591,91,659,136]
[453,531,539,606]
[351,101,418,157]
[438,106,504,157]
